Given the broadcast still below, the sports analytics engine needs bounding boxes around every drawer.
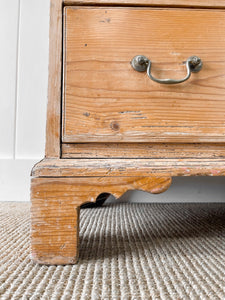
[62,7,225,143]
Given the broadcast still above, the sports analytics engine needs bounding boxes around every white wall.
[0,0,224,202]
[0,0,49,201]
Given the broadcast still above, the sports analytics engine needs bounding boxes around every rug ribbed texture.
[1,202,225,300]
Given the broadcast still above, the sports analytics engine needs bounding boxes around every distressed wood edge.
[61,142,225,159]
[64,0,225,8]
[30,254,79,265]
[31,158,225,178]
[31,176,172,202]
[45,0,63,158]
[62,134,225,143]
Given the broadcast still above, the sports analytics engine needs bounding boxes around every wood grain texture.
[31,176,171,264]
[45,0,63,157]
[63,7,225,143]
[62,143,225,158]
[31,178,80,264]
[32,158,225,177]
[64,0,225,8]
[31,1,225,266]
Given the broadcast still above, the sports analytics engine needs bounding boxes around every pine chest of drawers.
[31,0,225,264]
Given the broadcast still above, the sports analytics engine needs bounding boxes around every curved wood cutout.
[31,176,171,264]
[128,176,172,195]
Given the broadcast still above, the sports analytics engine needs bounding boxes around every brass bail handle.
[131,55,203,84]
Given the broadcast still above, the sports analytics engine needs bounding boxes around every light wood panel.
[32,158,225,177]
[31,176,171,264]
[64,0,225,8]
[62,143,225,158]
[63,7,225,143]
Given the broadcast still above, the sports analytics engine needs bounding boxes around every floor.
[1,202,225,299]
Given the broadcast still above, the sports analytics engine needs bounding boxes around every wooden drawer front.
[63,7,225,143]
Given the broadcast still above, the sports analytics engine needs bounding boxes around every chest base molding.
[31,156,225,264]
[32,157,225,178]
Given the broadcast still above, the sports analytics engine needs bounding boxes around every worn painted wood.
[64,0,225,8]
[31,176,171,264]
[62,143,225,159]
[32,158,225,177]
[45,0,63,158]
[63,7,225,143]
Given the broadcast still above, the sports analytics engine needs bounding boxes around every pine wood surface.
[31,176,171,264]
[62,143,225,158]
[63,7,225,143]
[32,158,225,177]
[45,0,62,158]
[64,0,225,8]
[31,0,225,265]
[31,178,80,264]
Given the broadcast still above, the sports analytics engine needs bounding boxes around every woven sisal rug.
[0,202,225,299]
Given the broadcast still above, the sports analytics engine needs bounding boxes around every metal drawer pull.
[131,55,202,84]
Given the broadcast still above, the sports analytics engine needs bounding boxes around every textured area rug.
[1,202,225,299]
